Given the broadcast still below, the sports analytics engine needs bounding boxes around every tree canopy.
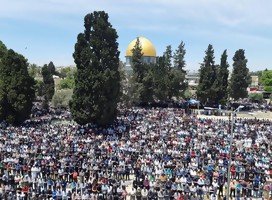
[130,42,188,104]
[70,11,121,126]
[0,41,8,59]
[213,50,229,104]
[52,89,73,108]
[171,41,187,97]
[41,62,55,101]
[0,47,35,125]
[229,49,251,100]
[173,41,186,73]
[130,37,154,104]
[196,44,217,103]
[28,64,41,78]
[248,93,263,103]
[260,70,272,91]
[58,67,76,90]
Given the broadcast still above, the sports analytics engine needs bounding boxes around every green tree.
[0,49,35,125]
[172,41,187,97]
[41,63,55,101]
[59,67,76,78]
[248,93,263,103]
[152,46,173,101]
[264,86,272,91]
[196,44,217,103]
[70,11,121,126]
[184,89,192,99]
[173,41,186,73]
[59,78,75,90]
[130,37,153,104]
[34,80,44,97]
[229,49,251,100]
[153,43,187,101]
[168,69,187,99]
[260,70,272,91]
[153,56,168,101]
[48,61,56,75]
[213,50,229,103]
[0,41,8,58]
[131,37,144,83]
[28,64,40,78]
[119,61,133,107]
[141,63,154,103]
[58,67,76,90]
[163,45,173,99]
[121,70,135,107]
[164,45,172,72]
[52,89,73,108]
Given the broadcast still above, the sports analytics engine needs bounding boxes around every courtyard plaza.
[0,107,271,199]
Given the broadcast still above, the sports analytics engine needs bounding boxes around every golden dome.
[126,37,156,57]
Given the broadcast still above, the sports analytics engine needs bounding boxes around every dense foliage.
[28,64,41,78]
[248,93,263,103]
[229,49,251,100]
[213,50,229,104]
[52,89,73,108]
[34,80,44,97]
[171,41,187,97]
[41,62,55,101]
[58,67,76,90]
[260,70,272,91]
[70,11,121,126]
[0,41,7,58]
[130,41,187,105]
[0,44,35,125]
[196,46,233,104]
[173,41,186,73]
[152,56,169,101]
[59,78,75,90]
[196,44,217,103]
[130,37,152,104]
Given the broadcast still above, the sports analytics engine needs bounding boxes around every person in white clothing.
[141,188,148,200]
[210,193,217,200]
[130,187,136,200]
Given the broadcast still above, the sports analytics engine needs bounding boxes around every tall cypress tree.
[213,50,229,103]
[168,69,187,99]
[196,44,217,103]
[0,49,35,125]
[70,11,121,126]
[48,61,56,75]
[141,63,154,103]
[153,56,168,101]
[173,41,186,73]
[164,45,172,72]
[131,37,153,104]
[42,63,55,101]
[164,45,173,99]
[172,41,187,97]
[229,49,251,100]
[131,37,144,83]
[153,43,187,101]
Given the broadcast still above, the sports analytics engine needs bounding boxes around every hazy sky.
[1,0,271,71]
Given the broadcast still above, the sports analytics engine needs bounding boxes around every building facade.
[185,70,200,94]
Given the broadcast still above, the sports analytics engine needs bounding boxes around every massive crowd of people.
[0,107,271,200]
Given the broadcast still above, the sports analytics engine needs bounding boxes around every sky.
[0,0,272,71]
